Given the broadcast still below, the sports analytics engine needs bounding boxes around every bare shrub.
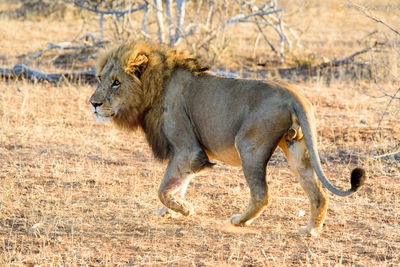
[71,0,297,63]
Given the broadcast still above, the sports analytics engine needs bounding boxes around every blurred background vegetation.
[0,0,398,79]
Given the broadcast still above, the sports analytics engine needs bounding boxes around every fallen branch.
[373,150,400,159]
[258,61,372,83]
[318,43,377,68]
[272,45,376,78]
[0,64,96,84]
[0,44,376,85]
[217,45,376,82]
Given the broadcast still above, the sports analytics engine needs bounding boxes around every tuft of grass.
[288,52,317,68]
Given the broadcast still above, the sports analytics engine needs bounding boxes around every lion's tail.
[293,100,366,197]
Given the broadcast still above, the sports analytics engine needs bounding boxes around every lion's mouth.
[94,112,113,123]
[92,106,115,123]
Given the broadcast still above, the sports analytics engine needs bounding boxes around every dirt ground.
[0,0,399,266]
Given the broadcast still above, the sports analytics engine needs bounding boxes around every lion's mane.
[96,43,209,160]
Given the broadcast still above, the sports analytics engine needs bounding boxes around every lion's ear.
[125,54,148,79]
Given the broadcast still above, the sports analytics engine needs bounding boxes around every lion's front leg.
[158,174,194,216]
[156,177,190,218]
[157,153,205,216]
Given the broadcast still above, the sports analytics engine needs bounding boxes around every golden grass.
[0,0,399,265]
[0,71,399,266]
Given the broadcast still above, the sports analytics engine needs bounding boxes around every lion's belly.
[203,146,242,167]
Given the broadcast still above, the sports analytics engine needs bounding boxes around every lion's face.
[89,56,145,124]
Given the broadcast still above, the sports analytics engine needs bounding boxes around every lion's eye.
[112,79,120,88]
[98,75,101,82]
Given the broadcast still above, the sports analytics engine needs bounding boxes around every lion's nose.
[90,100,103,108]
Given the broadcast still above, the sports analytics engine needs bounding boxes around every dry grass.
[0,0,400,266]
[1,79,398,266]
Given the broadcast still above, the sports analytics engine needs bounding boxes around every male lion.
[89,42,366,236]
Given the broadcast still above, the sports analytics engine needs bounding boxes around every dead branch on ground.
[318,43,377,68]
[0,44,376,85]
[253,44,377,82]
[0,64,96,84]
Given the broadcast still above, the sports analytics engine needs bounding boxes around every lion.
[89,42,366,237]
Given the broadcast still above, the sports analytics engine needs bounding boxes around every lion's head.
[89,42,208,158]
[89,44,149,127]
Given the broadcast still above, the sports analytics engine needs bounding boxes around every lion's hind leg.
[229,133,281,227]
[279,137,328,237]
[230,163,271,226]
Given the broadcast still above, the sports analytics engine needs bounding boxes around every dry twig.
[350,3,400,36]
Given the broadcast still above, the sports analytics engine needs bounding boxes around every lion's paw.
[179,202,195,216]
[231,214,254,226]
[230,214,253,226]
[156,206,181,218]
[299,225,322,237]
[230,214,242,226]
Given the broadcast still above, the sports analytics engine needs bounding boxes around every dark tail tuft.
[350,168,366,192]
